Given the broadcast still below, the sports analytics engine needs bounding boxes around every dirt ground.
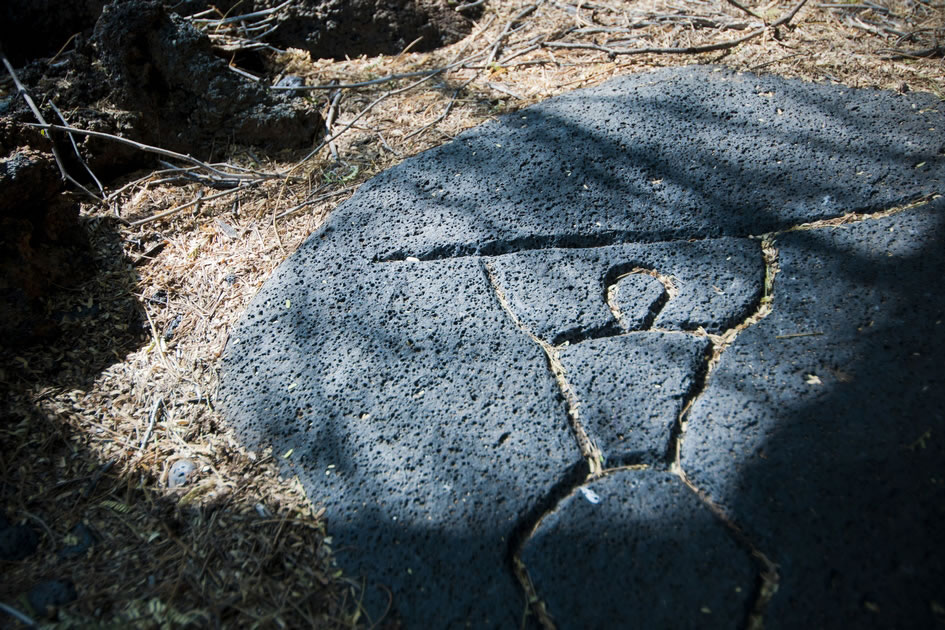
[1,1,942,627]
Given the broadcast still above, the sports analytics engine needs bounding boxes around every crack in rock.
[483,260,605,474]
[373,190,933,265]
[485,237,780,627]
[605,267,676,331]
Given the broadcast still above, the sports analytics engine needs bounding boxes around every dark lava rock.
[92,0,320,156]
[0,149,88,345]
[0,519,39,562]
[521,469,755,629]
[28,579,77,617]
[0,0,107,65]
[225,256,580,625]
[219,66,945,626]
[682,201,945,629]
[559,333,710,463]
[250,0,480,60]
[485,237,763,345]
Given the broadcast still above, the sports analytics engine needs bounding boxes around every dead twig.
[139,397,164,452]
[128,184,252,227]
[404,88,464,141]
[0,602,35,627]
[878,45,945,58]
[486,3,541,67]
[285,48,491,173]
[725,0,763,20]
[272,68,454,91]
[48,101,105,198]
[543,0,808,57]
[23,510,56,543]
[455,0,486,11]
[189,0,292,26]
[274,187,355,220]
[324,88,343,162]
[2,51,105,203]
[22,122,286,183]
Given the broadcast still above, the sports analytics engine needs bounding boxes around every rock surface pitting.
[219,66,944,628]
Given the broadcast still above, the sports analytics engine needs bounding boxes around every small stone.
[275,75,304,90]
[168,459,197,488]
[28,579,77,617]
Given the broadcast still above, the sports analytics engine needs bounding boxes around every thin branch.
[284,48,490,173]
[324,89,343,162]
[274,187,355,220]
[23,122,285,182]
[770,0,809,29]
[455,0,486,11]
[271,68,448,91]
[139,397,163,451]
[228,64,262,82]
[404,88,462,141]
[878,45,945,59]
[543,0,808,57]
[486,3,540,67]
[0,602,35,627]
[1,51,104,202]
[104,166,203,203]
[49,101,105,197]
[499,42,542,64]
[128,184,251,227]
[725,0,763,20]
[189,0,292,26]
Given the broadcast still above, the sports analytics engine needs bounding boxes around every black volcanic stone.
[219,66,944,626]
[521,469,755,629]
[682,202,945,629]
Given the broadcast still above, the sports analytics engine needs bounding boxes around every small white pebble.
[168,459,196,488]
[579,486,601,504]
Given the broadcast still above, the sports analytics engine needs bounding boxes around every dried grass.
[1,0,942,626]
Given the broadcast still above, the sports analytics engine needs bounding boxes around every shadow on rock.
[683,204,945,628]
[216,66,945,627]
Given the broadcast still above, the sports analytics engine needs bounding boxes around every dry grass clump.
[1,0,941,627]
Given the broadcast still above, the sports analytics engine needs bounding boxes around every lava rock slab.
[225,256,580,625]
[485,237,763,344]
[558,333,710,463]
[521,469,755,629]
[682,202,945,629]
[219,66,944,626]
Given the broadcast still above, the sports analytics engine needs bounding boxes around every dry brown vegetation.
[1,0,942,627]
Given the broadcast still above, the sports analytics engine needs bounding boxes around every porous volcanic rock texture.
[219,66,945,628]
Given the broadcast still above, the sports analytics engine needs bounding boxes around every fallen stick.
[22,122,286,182]
[49,101,105,197]
[274,187,355,220]
[128,185,251,227]
[271,68,451,91]
[544,0,808,57]
[486,3,540,67]
[2,51,104,202]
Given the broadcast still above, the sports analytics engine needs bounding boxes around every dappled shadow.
[0,214,146,389]
[218,66,945,627]
[0,398,342,626]
[683,207,945,627]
